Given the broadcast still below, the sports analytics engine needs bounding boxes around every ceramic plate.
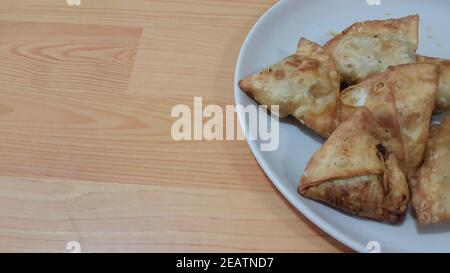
[234,0,450,252]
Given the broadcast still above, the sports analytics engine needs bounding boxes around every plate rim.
[233,0,367,253]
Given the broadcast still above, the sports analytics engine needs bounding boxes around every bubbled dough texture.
[239,39,340,137]
[412,117,450,224]
[325,15,418,84]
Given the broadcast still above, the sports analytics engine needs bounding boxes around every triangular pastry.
[298,108,410,222]
[325,15,419,84]
[340,71,406,171]
[411,116,450,224]
[340,64,439,176]
[239,38,340,137]
[417,55,450,113]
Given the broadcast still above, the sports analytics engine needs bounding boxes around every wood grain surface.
[0,0,351,252]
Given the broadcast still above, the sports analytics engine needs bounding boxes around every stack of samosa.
[239,15,450,224]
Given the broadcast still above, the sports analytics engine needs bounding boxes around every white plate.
[234,0,450,253]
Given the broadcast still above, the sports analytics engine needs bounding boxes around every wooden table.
[0,0,350,252]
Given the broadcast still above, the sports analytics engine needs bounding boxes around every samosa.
[417,55,450,113]
[340,64,439,176]
[239,38,340,137]
[411,116,450,224]
[298,108,410,222]
[325,15,419,84]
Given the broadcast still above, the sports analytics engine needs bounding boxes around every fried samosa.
[239,38,340,137]
[325,15,419,84]
[417,55,450,113]
[340,71,406,170]
[411,116,450,225]
[298,108,410,222]
[340,64,439,175]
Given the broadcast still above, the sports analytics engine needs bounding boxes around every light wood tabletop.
[0,0,351,252]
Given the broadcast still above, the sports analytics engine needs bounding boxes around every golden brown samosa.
[417,55,450,113]
[325,15,419,84]
[389,64,438,174]
[340,71,406,171]
[298,108,410,222]
[340,64,439,176]
[411,116,450,225]
[239,38,340,137]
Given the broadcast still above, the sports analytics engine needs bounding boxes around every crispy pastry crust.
[417,55,450,113]
[340,71,406,171]
[325,15,419,84]
[298,108,409,222]
[412,116,450,224]
[299,108,383,187]
[340,63,439,175]
[239,38,340,137]
[389,64,439,176]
